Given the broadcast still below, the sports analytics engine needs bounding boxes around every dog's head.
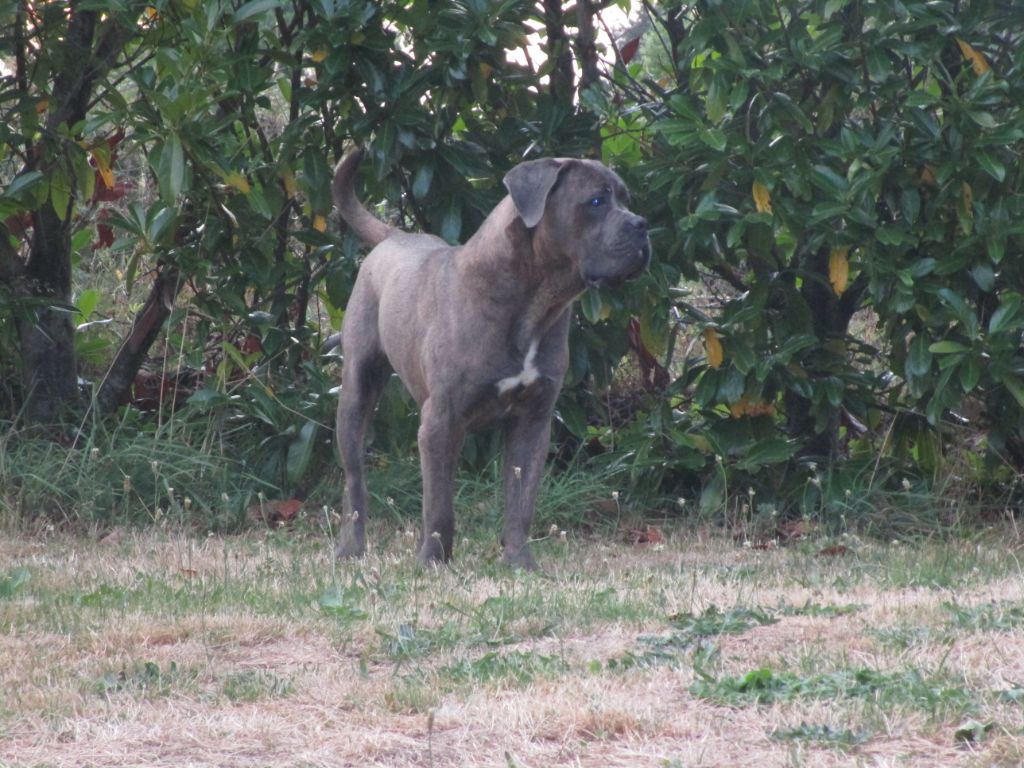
[503,158,650,287]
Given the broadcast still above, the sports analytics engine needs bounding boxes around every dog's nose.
[632,215,647,232]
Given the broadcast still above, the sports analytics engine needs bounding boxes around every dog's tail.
[332,148,394,248]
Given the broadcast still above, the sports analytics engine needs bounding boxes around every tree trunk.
[13,7,134,424]
[542,0,575,103]
[96,266,183,414]
[15,200,79,424]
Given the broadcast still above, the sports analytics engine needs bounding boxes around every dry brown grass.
[2,526,1024,767]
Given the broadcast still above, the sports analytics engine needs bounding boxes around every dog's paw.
[501,546,539,572]
[334,534,366,560]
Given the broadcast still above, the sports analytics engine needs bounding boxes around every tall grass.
[0,411,276,532]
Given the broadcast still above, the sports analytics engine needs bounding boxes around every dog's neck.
[460,197,584,354]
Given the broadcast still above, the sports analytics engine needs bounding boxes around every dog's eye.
[588,196,605,208]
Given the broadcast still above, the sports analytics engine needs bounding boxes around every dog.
[331,148,649,569]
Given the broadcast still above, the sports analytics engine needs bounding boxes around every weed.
[691,666,977,719]
[944,600,1024,632]
[776,600,862,618]
[442,650,568,686]
[0,567,30,598]
[770,722,869,749]
[318,584,369,624]
[377,621,463,667]
[668,604,777,636]
[95,660,196,699]
[222,670,294,702]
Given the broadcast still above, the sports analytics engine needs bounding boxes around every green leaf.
[286,420,318,485]
[1001,374,1024,411]
[4,170,43,199]
[49,167,72,221]
[959,356,980,393]
[580,288,602,324]
[929,341,970,355]
[970,265,995,292]
[988,294,1023,335]
[967,111,998,129]
[699,470,725,514]
[233,0,282,22]
[168,133,184,200]
[906,335,932,377]
[700,128,727,152]
[411,162,434,200]
[0,567,30,599]
[187,388,229,410]
[736,438,796,471]
[975,150,1006,182]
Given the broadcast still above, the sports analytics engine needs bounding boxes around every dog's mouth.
[584,243,651,288]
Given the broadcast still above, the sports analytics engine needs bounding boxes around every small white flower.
[430,531,441,540]
[548,523,559,536]
[901,478,911,491]
[513,466,522,479]
[612,490,620,501]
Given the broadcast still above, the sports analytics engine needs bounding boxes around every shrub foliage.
[1,0,1023,520]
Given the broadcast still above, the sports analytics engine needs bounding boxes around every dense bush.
[2,1,1024,527]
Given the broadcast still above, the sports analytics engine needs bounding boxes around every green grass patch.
[944,600,1024,632]
[95,660,198,699]
[692,665,977,719]
[442,650,568,686]
[221,670,295,702]
[770,722,869,749]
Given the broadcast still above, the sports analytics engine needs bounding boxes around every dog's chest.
[496,340,540,395]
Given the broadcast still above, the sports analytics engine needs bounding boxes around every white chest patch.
[497,339,540,395]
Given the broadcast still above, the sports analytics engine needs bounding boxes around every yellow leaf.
[752,181,772,214]
[956,38,990,76]
[223,171,251,194]
[729,395,748,418]
[280,167,298,200]
[728,394,775,418]
[311,49,328,63]
[829,246,849,296]
[920,164,937,186]
[479,62,493,79]
[703,327,724,369]
[92,150,115,190]
[961,181,974,213]
[313,214,327,232]
[35,99,48,114]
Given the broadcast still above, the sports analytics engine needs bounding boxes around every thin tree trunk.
[96,266,182,414]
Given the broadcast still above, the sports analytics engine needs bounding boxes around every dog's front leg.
[416,400,465,565]
[500,400,556,571]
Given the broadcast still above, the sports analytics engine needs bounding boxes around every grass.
[3,521,1024,766]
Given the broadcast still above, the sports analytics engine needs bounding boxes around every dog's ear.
[503,158,570,229]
